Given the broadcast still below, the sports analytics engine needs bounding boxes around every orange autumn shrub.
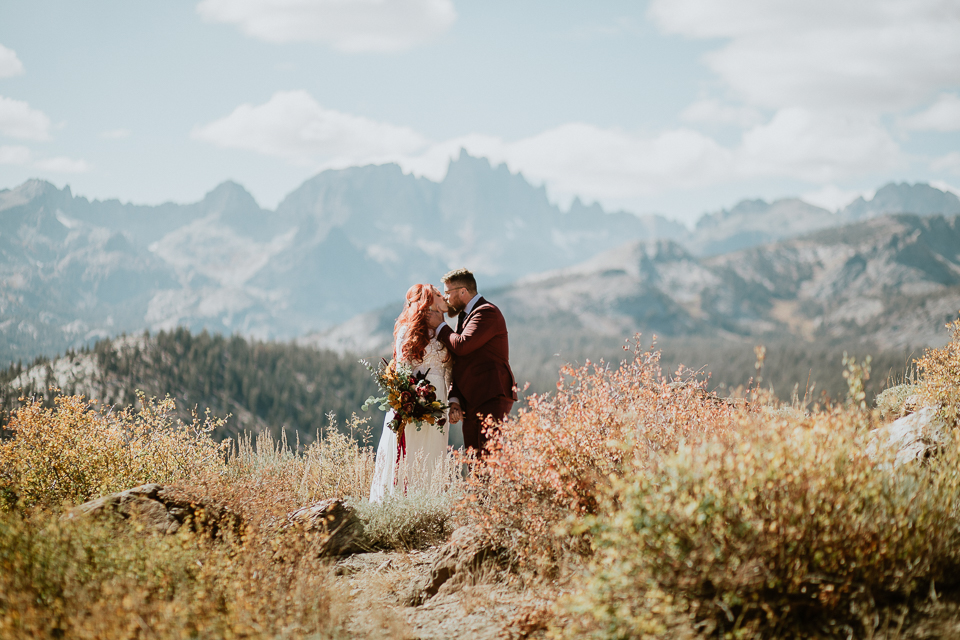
[916,317,960,427]
[460,338,739,571]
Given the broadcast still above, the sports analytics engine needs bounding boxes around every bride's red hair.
[394,284,436,364]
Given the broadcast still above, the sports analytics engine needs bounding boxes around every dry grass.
[0,391,226,510]
[0,507,347,639]
[0,395,462,638]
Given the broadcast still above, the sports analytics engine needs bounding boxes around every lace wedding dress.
[369,329,452,502]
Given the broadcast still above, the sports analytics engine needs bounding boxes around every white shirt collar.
[463,293,482,316]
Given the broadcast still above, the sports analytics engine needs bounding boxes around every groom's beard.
[446,300,465,317]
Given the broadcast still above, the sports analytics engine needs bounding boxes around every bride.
[369,284,452,502]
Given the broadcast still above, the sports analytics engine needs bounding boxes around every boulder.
[282,498,365,557]
[870,406,947,466]
[403,525,502,605]
[63,483,242,537]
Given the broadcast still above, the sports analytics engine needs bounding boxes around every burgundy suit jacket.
[436,297,517,408]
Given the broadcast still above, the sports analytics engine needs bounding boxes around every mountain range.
[2,149,960,366]
[309,213,960,356]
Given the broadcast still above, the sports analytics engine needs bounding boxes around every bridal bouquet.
[361,358,448,433]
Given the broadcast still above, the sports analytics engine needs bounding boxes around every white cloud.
[800,185,864,212]
[680,98,764,127]
[196,0,456,52]
[932,152,960,175]
[0,95,52,140]
[902,93,960,132]
[0,44,25,78]
[0,145,31,164]
[192,90,428,164]
[101,128,132,139]
[493,124,734,199]
[33,156,90,173]
[649,0,960,112]
[929,179,960,197]
[0,143,89,173]
[738,108,902,182]
[196,93,906,212]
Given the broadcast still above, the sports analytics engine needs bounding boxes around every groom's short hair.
[442,268,477,294]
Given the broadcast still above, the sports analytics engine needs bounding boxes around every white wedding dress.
[369,329,452,502]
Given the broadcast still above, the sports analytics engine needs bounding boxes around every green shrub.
[875,383,921,420]
[568,407,960,638]
[353,490,459,550]
[0,393,226,509]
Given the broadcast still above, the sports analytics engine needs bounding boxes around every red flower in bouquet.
[361,358,449,434]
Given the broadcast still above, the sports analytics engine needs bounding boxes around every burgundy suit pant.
[461,396,514,456]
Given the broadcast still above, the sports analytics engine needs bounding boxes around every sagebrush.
[0,392,226,510]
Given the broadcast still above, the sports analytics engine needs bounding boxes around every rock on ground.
[870,405,947,466]
[63,483,242,537]
[283,497,366,557]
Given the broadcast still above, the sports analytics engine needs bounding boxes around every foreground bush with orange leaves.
[459,339,740,571]
[552,328,960,638]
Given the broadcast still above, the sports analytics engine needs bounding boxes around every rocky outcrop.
[63,483,242,537]
[280,498,366,557]
[870,405,947,466]
[403,525,503,605]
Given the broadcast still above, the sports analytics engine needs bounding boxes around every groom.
[427,268,517,457]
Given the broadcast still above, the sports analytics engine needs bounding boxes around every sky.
[1,0,960,226]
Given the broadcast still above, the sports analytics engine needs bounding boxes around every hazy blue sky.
[2,0,959,224]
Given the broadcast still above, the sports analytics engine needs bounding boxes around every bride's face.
[431,289,449,314]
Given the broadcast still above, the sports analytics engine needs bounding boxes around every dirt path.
[334,549,552,640]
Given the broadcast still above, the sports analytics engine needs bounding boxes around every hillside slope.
[1,329,378,443]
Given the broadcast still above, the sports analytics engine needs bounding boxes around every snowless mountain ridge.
[1,150,959,364]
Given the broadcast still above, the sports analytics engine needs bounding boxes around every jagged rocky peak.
[0,179,71,214]
[276,161,413,218]
[199,180,283,239]
[841,182,960,221]
[696,197,830,231]
[696,198,770,229]
[201,180,260,214]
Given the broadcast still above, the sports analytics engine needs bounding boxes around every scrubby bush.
[568,405,960,637]
[353,490,459,550]
[556,333,960,638]
[0,508,347,639]
[875,383,921,420]
[461,340,737,572]
[917,318,960,427]
[0,392,226,509]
